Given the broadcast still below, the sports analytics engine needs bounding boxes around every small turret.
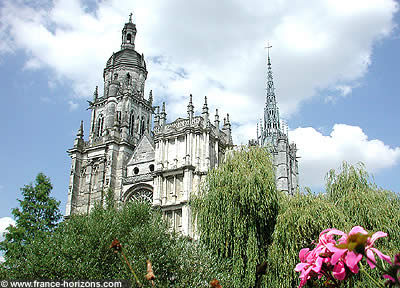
[77,120,84,139]
[154,106,160,127]
[121,13,137,50]
[202,96,209,127]
[160,102,167,127]
[187,94,194,124]
[214,109,220,137]
[74,121,84,148]
[93,86,98,102]
[149,90,153,104]
[222,114,232,145]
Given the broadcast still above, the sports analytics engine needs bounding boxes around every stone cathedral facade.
[65,17,233,236]
[66,16,299,235]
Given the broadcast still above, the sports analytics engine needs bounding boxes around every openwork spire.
[261,44,281,147]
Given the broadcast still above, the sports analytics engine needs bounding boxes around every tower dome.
[103,14,147,85]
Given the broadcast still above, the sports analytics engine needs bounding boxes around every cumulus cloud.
[289,124,400,189]
[68,100,79,111]
[0,0,398,133]
[0,217,15,241]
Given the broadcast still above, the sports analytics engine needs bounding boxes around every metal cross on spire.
[265,42,272,65]
[129,12,133,23]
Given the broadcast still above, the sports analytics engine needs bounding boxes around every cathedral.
[65,16,298,236]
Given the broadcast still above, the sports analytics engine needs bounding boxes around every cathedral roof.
[105,49,145,70]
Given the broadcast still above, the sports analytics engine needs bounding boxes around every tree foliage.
[1,201,233,287]
[266,162,400,287]
[0,173,61,267]
[191,146,279,287]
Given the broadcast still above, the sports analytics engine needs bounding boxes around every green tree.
[0,173,61,267]
[191,146,279,288]
[2,201,234,287]
[266,162,400,287]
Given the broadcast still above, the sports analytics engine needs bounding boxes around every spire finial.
[202,96,209,115]
[77,120,84,139]
[265,42,272,66]
[93,86,98,101]
[129,12,133,23]
[187,94,194,117]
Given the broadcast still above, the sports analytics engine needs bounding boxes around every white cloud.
[0,0,398,141]
[289,124,400,189]
[68,100,78,111]
[0,217,15,241]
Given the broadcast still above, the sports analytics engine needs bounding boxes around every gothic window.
[134,167,139,175]
[140,116,145,136]
[149,164,154,172]
[123,184,153,203]
[114,73,118,81]
[136,116,140,134]
[96,115,104,137]
[116,111,121,124]
[127,33,132,43]
[129,112,135,135]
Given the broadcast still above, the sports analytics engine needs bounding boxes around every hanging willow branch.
[191,146,279,288]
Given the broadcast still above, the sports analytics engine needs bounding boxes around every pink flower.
[331,226,391,270]
[295,226,391,287]
[295,229,347,287]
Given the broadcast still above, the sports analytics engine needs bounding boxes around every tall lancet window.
[96,115,104,137]
[140,116,145,136]
[129,112,135,135]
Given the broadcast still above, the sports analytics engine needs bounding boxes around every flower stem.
[359,262,385,288]
[121,250,142,287]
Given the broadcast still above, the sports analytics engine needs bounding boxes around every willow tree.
[191,146,279,288]
[265,191,349,288]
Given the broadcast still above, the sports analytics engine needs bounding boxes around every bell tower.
[66,15,154,217]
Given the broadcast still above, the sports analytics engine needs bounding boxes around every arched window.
[116,111,121,124]
[140,116,145,136]
[96,115,104,137]
[129,112,135,135]
[127,33,132,43]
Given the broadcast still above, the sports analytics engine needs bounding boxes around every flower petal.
[370,247,392,265]
[383,274,396,283]
[369,231,387,246]
[331,249,346,265]
[333,261,347,280]
[299,248,310,262]
[349,226,368,235]
[366,249,376,269]
[345,251,362,272]
[295,263,309,272]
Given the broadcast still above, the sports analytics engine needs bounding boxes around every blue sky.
[0,0,400,236]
